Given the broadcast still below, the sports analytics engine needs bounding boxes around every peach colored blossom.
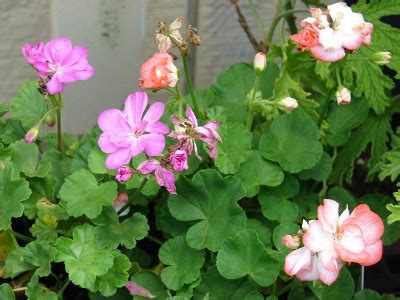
[139,52,178,89]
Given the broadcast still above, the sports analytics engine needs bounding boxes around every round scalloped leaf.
[297,152,332,182]
[5,240,55,278]
[193,266,257,300]
[0,162,31,230]
[59,169,117,219]
[131,270,168,298]
[216,229,279,286]
[159,236,205,291]
[54,224,114,290]
[94,207,149,249]
[26,275,57,300]
[0,283,15,300]
[238,150,284,197]
[168,169,246,251]
[215,123,252,174]
[259,112,323,173]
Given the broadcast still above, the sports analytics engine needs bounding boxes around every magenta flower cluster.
[98,92,221,194]
[22,37,94,94]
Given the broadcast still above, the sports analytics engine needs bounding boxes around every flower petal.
[98,109,130,132]
[295,255,320,282]
[284,247,312,276]
[185,105,198,127]
[311,46,346,62]
[124,92,148,124]
[318,199,339,233]
[137,159,160,174]
[105,147,131,169]
[317,258,341,286]
[303,221,334,253]
[142,133,165,156]
[146,122,170,134]
[143,101,165,125]
[362,240,382,266]
[46,76,66,94]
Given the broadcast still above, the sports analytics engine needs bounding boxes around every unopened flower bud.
[370,51,391,65]
[335,86,351,105]
[280,97,299,111]
[115,166,133,183]
[169,149,189,172]
[24,126,39,144]
[44,115,56,127]
[281,234,301,250]
[254,52,266,73]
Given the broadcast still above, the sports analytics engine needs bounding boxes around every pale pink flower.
[21,42,45,65]
[169,106,221,159]
[112,193,129,216]
[137,159,176,195]
[139,52,178,90]
[115,166,133,183]
[32,38,94,94]
[169,150,189,172]
[125,281,155,298]
[254,52,266,73]
[98,92,169,169]
[335,86,351,105]
[303,199,384,271]
[24,127,39,144]
[280,97,299,111]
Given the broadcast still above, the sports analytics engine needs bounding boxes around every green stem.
[175,85,184,118]
[12,230,34,242]
[284,0,298,35]
[246,75,261,130]
[57,279,70,298]
[275,281,296,296]
[146,235,163,246]
[317,89,333,126]
[279,18,286,46]
[248,0,268,42]
[182,55,202,118]
[119,178,149,215]
[335,65,342,87]
[55,94,62,153]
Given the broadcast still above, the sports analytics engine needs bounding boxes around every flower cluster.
[291,2,373,62]
[283,199,383,285]
[98,92,221,194]
[22,37,94,94]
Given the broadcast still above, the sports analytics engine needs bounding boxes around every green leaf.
[245,291,265,300]
[93,250,131,297]
[297,152,332,182]
[168,169,246,251]
[10,141,51,178]
[309,267,354,300]
[131,270,168,299]
[378,149,400,181]
[359,194,400,246]
[215,122,252,174]
[0,120,25,145]
[0,283,15,300]
[246,218,271,247]
[216,229,279,286]
[159,235,205,290]
[326,98,369,147]
[238,150,284,197]
[41,150,71,192]
[331,109,393,184]
[155,201,190,237]
[70,128,100,172]
[0,162,31,230]
[211,62,280,122]
[183,88,215,112]
[26,275,57,300]
[54,224,114,290]
[24,176,58,219]
[10,81,47,129]
[59,169,117,219]
[258,174,299,223]
[273,223,300,253]
[30,215,58,242]
[94,207,149,249]
[193,266,257,300]
[353,289,381,300]
[88,147,108,174]
[259,112,323,173]
[5,240,55,278]
[327,187,357,211]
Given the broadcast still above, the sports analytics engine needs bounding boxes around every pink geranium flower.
[21,42,45,65]
[98,92,170,169]
[137,159,176,194]
[115,166,133,183]
[169,149,189,172]
[303,199,384,271]
[31,37,94,94]
[138,52,178,90]
[169,106,221,159]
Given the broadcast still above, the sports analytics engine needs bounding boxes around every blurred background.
[1,0,334,133]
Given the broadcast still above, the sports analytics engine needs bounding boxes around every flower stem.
[146,235,163,246]
[360,265,365,290]
[119,177,149,215]
[246,75,261,130]
[12,287,27,293]
[248,0,268,42]
[12,230,34,242]
[182,55,202,118]
[57,279,70,298]
[55,94,63,153]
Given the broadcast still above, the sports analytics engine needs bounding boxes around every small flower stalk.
[336,86,351,105]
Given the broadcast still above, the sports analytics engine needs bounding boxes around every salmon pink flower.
[139,52,178,89]
[303,199,384,271]
[32,37,94,94]
[22,42,45,65]
[137,159,176,194]
[115,166,133,183]
[169,106,221,159]
[290,25,319,51]
[169,150,189,172]
[98,92,170,169]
